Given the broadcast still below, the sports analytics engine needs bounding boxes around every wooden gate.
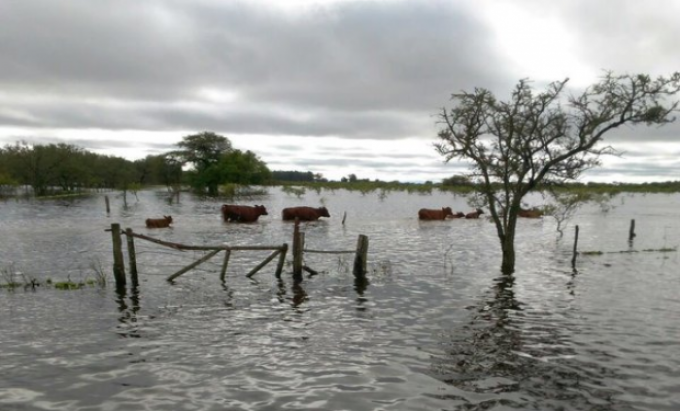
[108,223,287,286]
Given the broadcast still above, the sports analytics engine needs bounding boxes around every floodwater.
[1,187,679,411]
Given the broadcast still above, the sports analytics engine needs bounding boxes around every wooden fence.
[290,219,368,282]
[108,220,369,288]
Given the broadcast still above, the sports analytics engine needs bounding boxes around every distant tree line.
[0,132,274,197]
[271,170,328,183]
[0,141,179,196]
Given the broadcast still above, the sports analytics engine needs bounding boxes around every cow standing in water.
[146,215,173,228]
[221,204,268,223]
[418,207,457,220]
[281,206,330,221]
[465,208,484,219]
[518,207,543,218]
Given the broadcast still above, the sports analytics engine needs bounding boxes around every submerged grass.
[1,262,109,292]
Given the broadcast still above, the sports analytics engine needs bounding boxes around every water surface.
[1,188,679,410]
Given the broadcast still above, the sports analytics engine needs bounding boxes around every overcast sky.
[2,0,680,183]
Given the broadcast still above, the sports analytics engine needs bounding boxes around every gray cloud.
[1,0,679,182]
[0,0,506,139]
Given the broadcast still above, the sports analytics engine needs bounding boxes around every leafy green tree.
[435,72,680,274]
[174,132,234,195]
[271,170,316,182]
[2,142,78,196]
[134,154,182,188]
[174,132,271,195]
[217,150,271,185]
[442,174,473,187]
[0,148,18,190]
[53,144,90,192]
[176,131,232,169]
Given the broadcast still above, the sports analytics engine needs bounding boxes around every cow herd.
[417,206,544,221]
[221,205,330,223]
[144,205,330,228]
[417,207,483,220]
[144,204,542,228]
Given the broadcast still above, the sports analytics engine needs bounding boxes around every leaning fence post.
[125,228,138,287]
[247,249,284,278]
[220,249,232,282]
[571,225,579,267]
[275,243,288,279]
[353,234,369,278]
[110,223,126,288]
[293,219,304,281]
[167,249,221,282]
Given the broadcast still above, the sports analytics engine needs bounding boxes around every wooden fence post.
[275,243,288,278]
[628,219,636,242]
[571,225,579,267]
[105,195,110,214]
[125,228,138,287]
[353,234,369,278]
[110,223,126,288]
[292,220,304,281]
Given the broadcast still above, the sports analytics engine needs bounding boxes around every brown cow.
[282,206,330,221]
[146,215,173,228]
[518,207,543,218]
[418,207,455,220]
[465,208,484,219]
[221,204,268,223]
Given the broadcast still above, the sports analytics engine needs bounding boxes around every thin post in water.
[125,228,138,287]
[353,234,369,278]
[110,223,126,288]
[571,225,579,267]
[629,219,636,242]
[292,219,304,281]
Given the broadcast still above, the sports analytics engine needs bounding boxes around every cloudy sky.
[2,0,680,183]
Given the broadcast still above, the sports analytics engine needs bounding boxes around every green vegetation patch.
[53,281,85,290]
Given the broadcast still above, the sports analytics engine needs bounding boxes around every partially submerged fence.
[290,219,368,282]
[108,220,369,288]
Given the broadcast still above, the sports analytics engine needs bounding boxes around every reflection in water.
[276,279,308,308]
[567,266,578,296]
[115,286,141,338]
[220,281,235,308]
[431,274,627,411]
[354,276,370,312]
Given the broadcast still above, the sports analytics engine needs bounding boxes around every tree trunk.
[500,221,517,274]
[208,184,218,196]
[500,240,516,274]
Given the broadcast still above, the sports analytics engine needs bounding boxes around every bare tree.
[435,72,680,274]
